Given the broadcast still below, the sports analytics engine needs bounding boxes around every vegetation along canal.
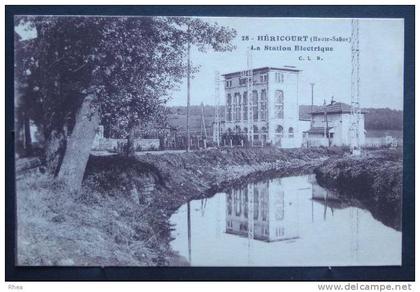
[17,147,402,266]
[170,174,401,266]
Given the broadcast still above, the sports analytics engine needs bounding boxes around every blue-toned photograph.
[14,15,404,267]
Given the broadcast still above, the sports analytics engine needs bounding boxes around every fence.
[92,138,160,153]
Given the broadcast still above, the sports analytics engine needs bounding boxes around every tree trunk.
[58,94,99,191]
[45,129,66,176]
[23,112,32,156]
[125,126,136,157]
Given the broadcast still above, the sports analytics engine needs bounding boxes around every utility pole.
[200,102,207,149]
[310,83,315,126]
[326,110,331,147]
[323,99,328,147]
[246,48,254,147]
[350,18,361,156]
[186,29,191,152]
[323,99,331,147]
[214,71,220,147]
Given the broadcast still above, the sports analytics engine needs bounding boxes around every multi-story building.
[222,66,302,148]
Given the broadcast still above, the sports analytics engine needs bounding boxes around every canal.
[169,174,401,266]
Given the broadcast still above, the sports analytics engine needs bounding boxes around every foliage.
[14,16,237,140]
[314,149,402,230]
[364,108,403,130]
[17,146,342,266]
[168,105,403,132]
[299,105,403,130]
[169,104,225,117]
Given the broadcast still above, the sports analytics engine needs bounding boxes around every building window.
[275,90,284,119]
[240,223,248,232]
[252,90,258,120]
[261,126,267,133]
[259,74,268,83]
[276,90,284,104]
[238,95,242,121]
[239,78,247,86]
[234,93,241,121]
[234,190,241,216]
[253,188,259,220]
[252,90,258,105]
[288,127,294,138]
[227,94,232,105]
[226,79,233,88]
[260,89,267,121]
[275,191,285,220]
[227,192,232,215]
[227,94,232,122]
[261,89,267,101]
[232,94,237,121]
[243,92,248,120]
[276,227,284,237]
[276,125,284,137]
[275,72,284,83]
[261,103,267,121]
[243,189,248,218]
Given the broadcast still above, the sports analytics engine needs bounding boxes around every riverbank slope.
[314,149,403,230]
[17,147,343,266]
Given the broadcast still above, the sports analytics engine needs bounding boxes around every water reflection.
[225,180,299,242]
[170,174,401,266]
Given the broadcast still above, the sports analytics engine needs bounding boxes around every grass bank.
[17,147,345,266]
[314,149,403,231]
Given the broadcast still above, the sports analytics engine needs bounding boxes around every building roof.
[222,66,301,77]
[305,127,333,134]
[311,102,367,115]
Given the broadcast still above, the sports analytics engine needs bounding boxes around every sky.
[15,17,404,110]
[168,17,404,110]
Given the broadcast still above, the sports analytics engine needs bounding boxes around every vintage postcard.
[14,15,404,267]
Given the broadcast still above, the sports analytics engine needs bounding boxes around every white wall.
[311,113,365,147]
[267,71,300,148]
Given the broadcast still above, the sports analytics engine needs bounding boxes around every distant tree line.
[168,105,403,131]
[363,108,403,130]
[169,105,224,117]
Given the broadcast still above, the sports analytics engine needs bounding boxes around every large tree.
[15,16,236,190]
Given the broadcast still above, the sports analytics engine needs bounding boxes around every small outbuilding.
[303,101,366,147]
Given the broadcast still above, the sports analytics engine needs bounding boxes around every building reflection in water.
[224,175,356,243]
[225,179,300,242]
[172,175,394,266]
